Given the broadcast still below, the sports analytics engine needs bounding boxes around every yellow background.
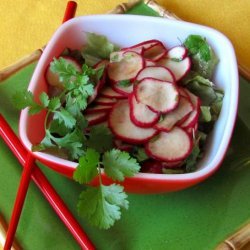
[0,0,249,70]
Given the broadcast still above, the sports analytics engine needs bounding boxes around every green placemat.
[1,4,250,250]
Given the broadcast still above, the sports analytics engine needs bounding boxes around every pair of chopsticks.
[1,2,95,250]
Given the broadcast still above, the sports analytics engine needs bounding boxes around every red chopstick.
[0,114,95,249]
[62,1,77,23]
[2,1,94,249]
[3,152,34,250]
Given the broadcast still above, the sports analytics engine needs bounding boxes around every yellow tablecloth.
[0,0,249,72]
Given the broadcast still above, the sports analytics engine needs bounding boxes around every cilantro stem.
[97,163,103,186]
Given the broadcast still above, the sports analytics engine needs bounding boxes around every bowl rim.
[19,14,239,181]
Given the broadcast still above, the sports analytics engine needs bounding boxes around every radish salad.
[14,33,223,229]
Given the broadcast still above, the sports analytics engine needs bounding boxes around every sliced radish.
[88,60,107,104]
[85,104,112,114]
[154,96,193,132]
[114,139,133,152]
[100,86,126,99]
[179,90,201,129]
[145,127,193,162]
[108,51,144,82]
[167,46,188,60]
[129,94,160,128]
[110,81,133,96]
[85,111,109,126]
[134,78,179,113]
[178,87,190,98]
[95,96,117,106]
[46,56,81,88]
[158,57,191,81]
[143,42,167,61]
[108,100,157,144]
[136,66,175,82]
[145,59,156,67]
[121,39,160,54]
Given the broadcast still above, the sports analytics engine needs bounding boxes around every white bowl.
[19,15,238,193]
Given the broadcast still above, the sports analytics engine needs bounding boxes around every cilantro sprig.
[73,148,140,229]
[13,56,140,229]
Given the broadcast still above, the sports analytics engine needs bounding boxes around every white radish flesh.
[158,57,191,81]
[108,100,157,144]
[85,112,109,126]
[100,86,125,99]
[154,96,193,132]
[180,89,201,128]
[136,66,175,82]
[134,78,179,113]
[95,96,117,106]
[143,43,167,61]
[129,94,160,128]
[145,127,193,161]
[108,51,144,82]
[167,46,188,60]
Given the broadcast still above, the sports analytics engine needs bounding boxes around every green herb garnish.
[13,56,140,229]
[117,79,132,87]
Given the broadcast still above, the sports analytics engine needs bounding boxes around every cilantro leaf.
[34,128,85,160]
[82,32,119,66]
[103,149,140,181]
[73,148,100,184]
[77,184,128,229]
[133,147,149,162]
[50,57,77,83]
[184,35,218,79]
[53,108,76,129]
[12,90,43,115]
[184,35,211,61]
[39,92,50,107]
[87,125,114,153]
[48,97,61,111]
[118,80,131,87]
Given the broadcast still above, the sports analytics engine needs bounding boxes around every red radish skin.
[179,90,201,129]
[85,104,112,114]
[136,66,175,82]
[85,111,109,126]
[157,57,191,82]
[167,46,188,60]
[154,96,193,132]
[108,100,158,144]
[108,51,144,82]
[178,87,190,99]
[134,78,179,113]
[45,56,81,88]
[121,39,161,54]
[95,96,117,106]
[129,94,160,128]
[143,42,167,61]
[110,81,133,96]
[100,86,126,99]
[145,127,193,162]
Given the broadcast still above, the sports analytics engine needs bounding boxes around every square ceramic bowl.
[19,15,238,194]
